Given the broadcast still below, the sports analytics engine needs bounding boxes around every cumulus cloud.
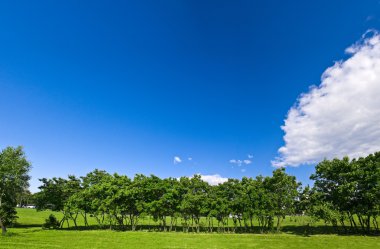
[198,174,228,185]
[173,156,182,164]
[243,159,252,165]
[273,31,380,167]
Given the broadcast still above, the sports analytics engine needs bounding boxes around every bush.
[43,214,60,229]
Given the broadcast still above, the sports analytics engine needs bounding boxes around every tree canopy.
[0,146,31,234]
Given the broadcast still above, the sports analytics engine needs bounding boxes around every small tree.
[43,214,60,229]
[0,146,31,235]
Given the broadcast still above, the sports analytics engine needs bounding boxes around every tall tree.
[0,146,31,235]
[180,175,209,232]
[265,168,300,231]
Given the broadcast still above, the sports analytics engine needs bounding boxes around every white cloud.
[273,31,380,167]
[188,157,192,161]
[241,169,246,173]
[173,156,182,164]
[198,174,228,186]
[248,154,253,159]
[229,159,242,166]
[230,159,252,166]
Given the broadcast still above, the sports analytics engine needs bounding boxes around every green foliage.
[0,146,31,234]
[309,152,380,233]
[43,214,60,229]
[34,168,303,233]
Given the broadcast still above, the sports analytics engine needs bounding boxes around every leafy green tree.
[265,168,300,231]
[310,154,380,233]
[35,175,81,228]
[353,153,380,232]
[207,183,230,232]
[217,179,245,232]
[147,177,180,231]
[0,146,31,234]
[79,169,111,227]
[180,175,209,232]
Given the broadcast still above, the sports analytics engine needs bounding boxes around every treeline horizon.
[30,152,380,234]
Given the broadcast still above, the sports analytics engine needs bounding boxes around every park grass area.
[0,208,379,249]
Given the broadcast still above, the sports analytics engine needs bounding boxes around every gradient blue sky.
[1,1,379,192]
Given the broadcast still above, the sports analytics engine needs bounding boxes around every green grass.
[0,208,378,249]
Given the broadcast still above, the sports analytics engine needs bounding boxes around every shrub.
[43,214,60,229]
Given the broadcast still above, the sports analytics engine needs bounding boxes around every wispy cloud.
[230,157,252,166]
[366,15,375,22]
[229,159,243,166]
[173,156,182,164]
[273,31,380,167]
[248,154,253,159]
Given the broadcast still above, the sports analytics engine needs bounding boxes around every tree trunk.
[372,217,379,231]
[59,217,65,228]
[162,217,167,232]
[0,218,6,235]
[276,216,281,232]
[84,213,88,227]
[366,215,371,234]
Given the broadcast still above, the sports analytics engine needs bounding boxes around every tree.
[0,146,31,235]
[311,153,380,233]
[35,175,81,228]
[180,175,209,232]
[265,168,300,231]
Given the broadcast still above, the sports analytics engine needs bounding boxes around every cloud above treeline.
[199,174,228,185]
[173,156,194,164]
[273,31,380,167]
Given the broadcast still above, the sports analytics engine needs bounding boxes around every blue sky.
[1,1,380,192]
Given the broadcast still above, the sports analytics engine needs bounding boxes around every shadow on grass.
[12,223,378,236]
[13,223,44,228]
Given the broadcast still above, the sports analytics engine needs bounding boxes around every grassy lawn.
[0,208,378,249]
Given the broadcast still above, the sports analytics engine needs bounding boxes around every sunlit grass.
[1,208,378,249]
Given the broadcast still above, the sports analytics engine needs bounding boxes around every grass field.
[0,208,378,249]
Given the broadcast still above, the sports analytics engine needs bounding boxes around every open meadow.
[0,208,378,249]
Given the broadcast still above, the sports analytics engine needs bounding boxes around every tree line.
[34,153,380,234]
[0,146,379,235]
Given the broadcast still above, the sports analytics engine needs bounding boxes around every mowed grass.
[0,209,378,249]
[2,228,380,249]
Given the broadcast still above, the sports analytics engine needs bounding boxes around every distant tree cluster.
[34,152,380,234]
[34,168,300,233]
